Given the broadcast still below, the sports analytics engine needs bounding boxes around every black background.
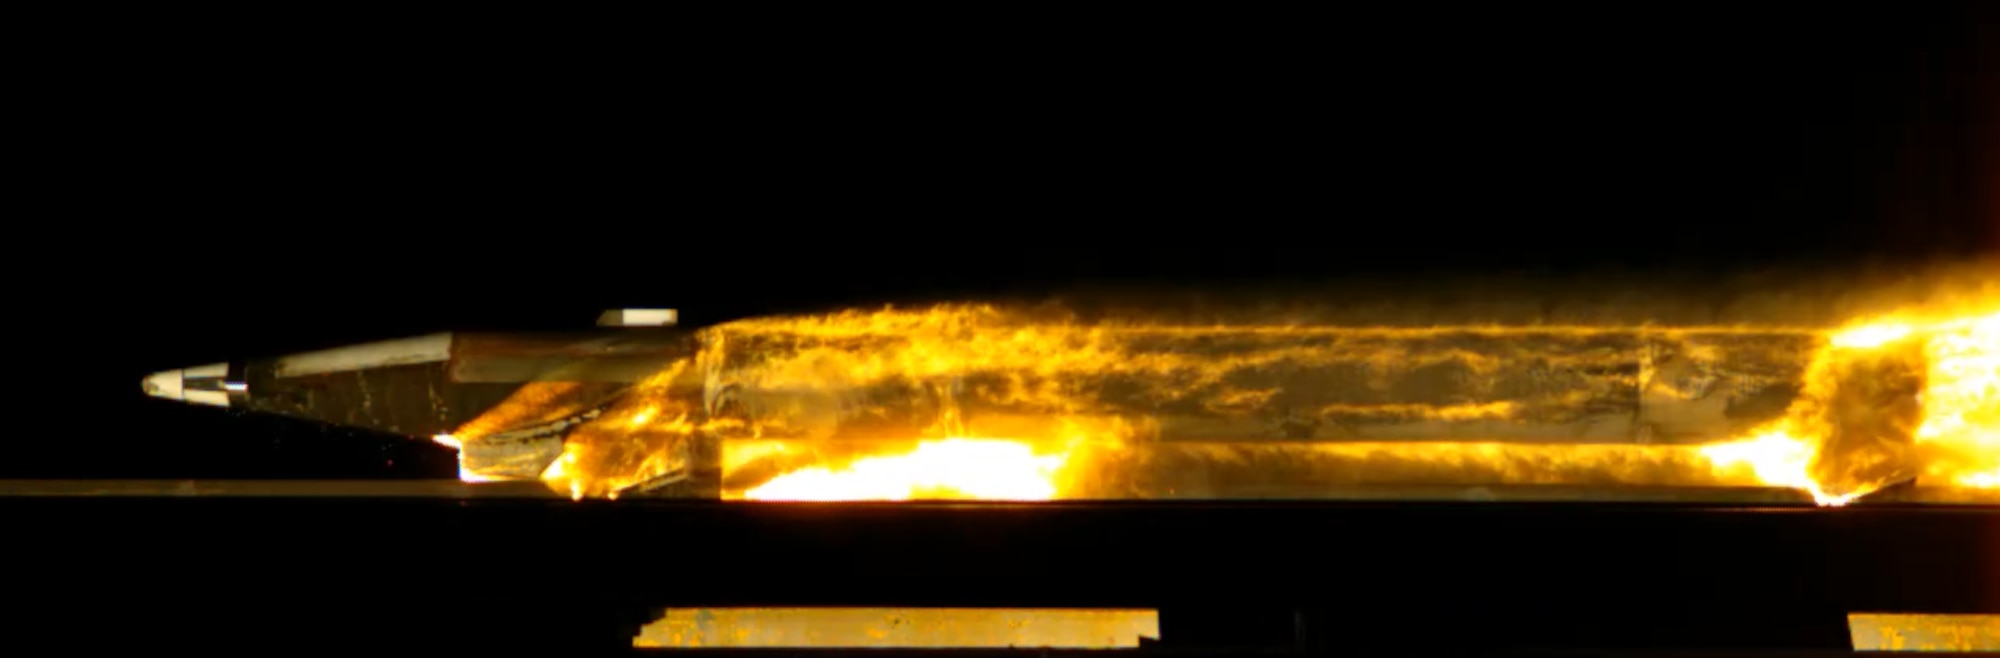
[17,5,1999,481]
[10,8,2000,653]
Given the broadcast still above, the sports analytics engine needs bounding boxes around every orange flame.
[438,283,1997,505]
[1688,308,1999,504]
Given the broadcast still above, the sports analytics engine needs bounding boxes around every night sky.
[22,5,1998,481]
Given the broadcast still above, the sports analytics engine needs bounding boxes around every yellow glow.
[540,447,585,501]
[742,438,1068,501]
[628,406,658,429]
[1675,304,1999,503]
[717,438,1823,501]
[439,282,1998,505]
[721,439,795,472]
[448,381,596,444]
[1697,431,1856,506]
[1848,613,2000,652]
[1911,313,2000,490]
[1829,322,1914,349]
[633,608,1158,649]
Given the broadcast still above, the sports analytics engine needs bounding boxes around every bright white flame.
[629,406,659,429]
[599,308,679,327]
[435,433,505,483]
[1698,431,1857,506]
[1829,323,1913,349]
[743,439,1067,501]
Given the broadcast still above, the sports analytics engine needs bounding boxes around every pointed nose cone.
[142,363,233,407]
[142,369,182,399]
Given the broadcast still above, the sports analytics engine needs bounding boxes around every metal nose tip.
[142,369,183,400]
[141,366,230,407]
